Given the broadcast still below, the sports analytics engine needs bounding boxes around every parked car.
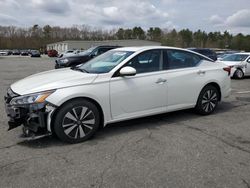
[21,50,29,56]
[30,50,41,57]
[218,52,250,79]
[58,50,81,58]
[217,50,240,61]
[55,46,121,69]
[7,50,12,55]
[12,50,21,55]
[4,46,231,143]
[48,49,58,57]
[188,48,217,61]
[0,50,9,56]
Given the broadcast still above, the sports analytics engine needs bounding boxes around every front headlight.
[60,58,69,64]
[10,90,55,105]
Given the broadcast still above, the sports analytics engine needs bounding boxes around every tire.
[195,85,219,115]
[234,69,244,79]
[53,99,100,143]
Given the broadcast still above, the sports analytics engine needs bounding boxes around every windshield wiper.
[71,66,89,73]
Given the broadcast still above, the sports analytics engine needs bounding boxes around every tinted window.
[195,49,212,55]
[97,48,112,55]
[222,54,249,61]
[126,50,161,74]
[164,50,201,69]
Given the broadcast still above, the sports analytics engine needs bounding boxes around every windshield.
[77,50,134,73]
[78,47,96,56]
[222,54,249,61]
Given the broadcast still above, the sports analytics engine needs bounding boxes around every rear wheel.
[195,85,219,115]
[234,69,244,79]
[54,99,100,143]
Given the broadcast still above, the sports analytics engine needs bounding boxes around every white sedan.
[218,52,250,79]
[5,46,231,143]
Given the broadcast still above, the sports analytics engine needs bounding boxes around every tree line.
[0,25,249,52]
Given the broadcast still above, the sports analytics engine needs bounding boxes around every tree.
[179,29,193,47]
[124,29,133,39]
[116,28,124,39]
[132,27,146,39]
[0,25,250,51]
[147,27,162,41]
[43,25,52,39]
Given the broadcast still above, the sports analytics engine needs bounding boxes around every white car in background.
[218,53,250,79]
[59,50,83,58]
[5,46,231,143]
[0,50,9,56]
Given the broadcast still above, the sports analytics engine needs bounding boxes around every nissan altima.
[4,46,231,143]
[218,52,250,79]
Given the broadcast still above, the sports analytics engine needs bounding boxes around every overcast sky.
[0,0,250,34]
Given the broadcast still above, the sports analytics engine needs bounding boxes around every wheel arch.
[201,82,222,101]
[50,97,105,134]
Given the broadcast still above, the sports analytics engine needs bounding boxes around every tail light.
[223,66,232,76]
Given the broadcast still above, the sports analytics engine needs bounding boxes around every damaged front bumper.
[4,90,56,138]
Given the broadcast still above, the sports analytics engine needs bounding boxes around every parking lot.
[0,56,250,188]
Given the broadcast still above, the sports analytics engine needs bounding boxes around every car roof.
[113,46,187,52]
[112,46,214,61]
[94,45,122,48]
[188,48,211,50]
[234,52,250,55]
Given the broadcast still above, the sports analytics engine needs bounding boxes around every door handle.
[155,78,167,84]
[197,70,206,75]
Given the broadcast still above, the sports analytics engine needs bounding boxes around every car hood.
[11,68,98,95]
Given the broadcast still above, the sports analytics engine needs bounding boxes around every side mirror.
[119,66,136,76]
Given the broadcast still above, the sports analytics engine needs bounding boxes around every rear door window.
[163,50,201,70]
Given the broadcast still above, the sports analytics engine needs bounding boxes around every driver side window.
[126,50,161,74]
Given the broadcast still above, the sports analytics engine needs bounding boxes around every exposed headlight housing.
[60,58,69,64]
[10,90,55,105]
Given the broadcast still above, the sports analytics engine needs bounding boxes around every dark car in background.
[21,50,29,56]
[30,50,41,57]
[188,48,217,61]
[48,49,58,57]
[55,45,121,69]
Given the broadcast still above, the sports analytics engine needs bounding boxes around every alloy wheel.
[201,90,218,113]
[236,69,243,79]
[62,106,95,139]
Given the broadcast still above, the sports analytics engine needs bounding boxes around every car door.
[163,49,208,111]
[110,50,168,120]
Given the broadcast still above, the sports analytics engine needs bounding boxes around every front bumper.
[55,63,65,69]
[4,88,57,138]
[55,59,67,69]
[5,102,49,132]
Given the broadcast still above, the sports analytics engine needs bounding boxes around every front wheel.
[53,99,100,143]
[195,85,219,115]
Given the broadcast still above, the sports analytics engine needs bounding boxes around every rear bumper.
[221,76,231,99]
